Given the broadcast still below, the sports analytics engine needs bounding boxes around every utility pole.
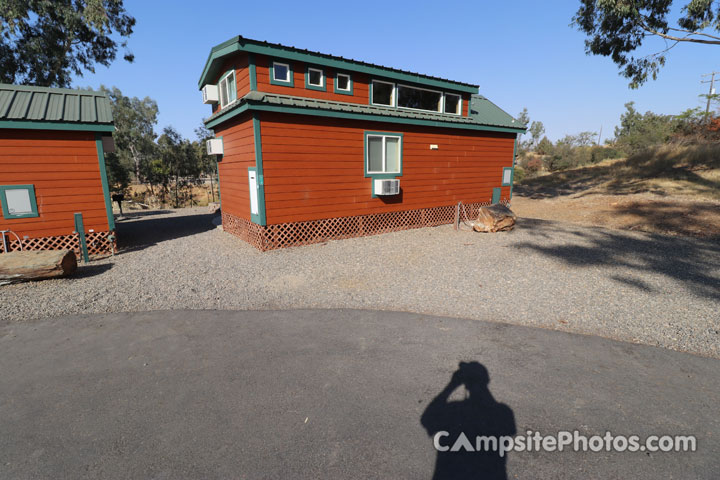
[701,71,719,122]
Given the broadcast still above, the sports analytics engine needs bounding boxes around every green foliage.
[573,1,720,88]
[100,86,159,184]
[0,0,135,87]
[155,127,205,207]
[614,102,676,154]
[536,136,554,155]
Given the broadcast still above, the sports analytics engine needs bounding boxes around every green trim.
[491,187,501,204]
[95,134,115,231]
[249,53,257,91]
[364,131,403,198]
[305,66,327,92]
[205,100,525,134]
[333,72,353,96]
[510,136,518,199]
[251,113,267,225]
[0,184,39,219]
[74,212,90,263]
[198,37,479,93]
[0,120,114,132]
[269,60,294,87]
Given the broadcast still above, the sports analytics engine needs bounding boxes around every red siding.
[0,129,109,238]
[255,55,371,104]
[258,112,514,225]
[214,113,255,221]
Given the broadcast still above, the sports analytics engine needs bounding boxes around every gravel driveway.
[2,208,718,358]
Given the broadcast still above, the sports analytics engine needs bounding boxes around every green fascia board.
[95,133,116,231]
[0,120,114,132]
[251,114,267,226]
[198,38,478,94]
[205,100,525,134]
[0,184,39,219]
[268,59,294,87]
[333,72,354,96]
[305,65,327,92]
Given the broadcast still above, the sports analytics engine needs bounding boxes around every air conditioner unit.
[206,138,224,155]
[202,84,219,104]
[374,178,400,196]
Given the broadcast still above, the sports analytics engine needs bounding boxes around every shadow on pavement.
[115,211,217,253]
[514,218,720,301]
[421,362,516,480]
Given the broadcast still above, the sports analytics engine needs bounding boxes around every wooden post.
[74,213,90,263]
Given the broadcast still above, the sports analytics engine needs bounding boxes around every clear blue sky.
[73,0,719,142]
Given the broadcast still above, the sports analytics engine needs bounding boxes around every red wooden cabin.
[0,84,116,256]
[199,36,525,250]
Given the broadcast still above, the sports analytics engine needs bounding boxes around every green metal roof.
[205,91,526,134]
[469,95,522,130]
[0,84,114,131]
[199,36,479,94]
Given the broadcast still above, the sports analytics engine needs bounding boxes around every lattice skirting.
[0,231,115,256]
[222,201,497,251]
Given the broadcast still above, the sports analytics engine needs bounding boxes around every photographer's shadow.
[421,362,516,480]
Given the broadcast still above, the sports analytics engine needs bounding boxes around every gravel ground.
[2,208,719,358]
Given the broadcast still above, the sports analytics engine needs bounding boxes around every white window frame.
[272,61,291,83]
[336,73,351,92]
[307,67,324,87]
[371,80,396,107]
[366,134,402,175]
[218,71,237,109]
[443,93,462,115]
[396,83,443,113]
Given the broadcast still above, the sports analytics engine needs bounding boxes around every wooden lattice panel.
[0,231,115,256]
[222,201,497,251]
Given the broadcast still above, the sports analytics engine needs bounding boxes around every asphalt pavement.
[0,309,717,479]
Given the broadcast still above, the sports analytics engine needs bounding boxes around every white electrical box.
[206,138,224,155]
[374,179,400,196]
[430,144,439,150]
[202,84,219,104]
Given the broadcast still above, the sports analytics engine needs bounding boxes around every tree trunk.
[0,250,77,285]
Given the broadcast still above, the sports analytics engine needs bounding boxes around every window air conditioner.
[202,84,219,104]
[206,138,224,155]
[374,178,400,196]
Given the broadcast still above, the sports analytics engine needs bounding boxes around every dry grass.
[514,143,720,238]
[521,143,720,200]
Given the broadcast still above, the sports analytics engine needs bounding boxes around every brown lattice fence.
[222,201,496,251]
[0,231,115,256]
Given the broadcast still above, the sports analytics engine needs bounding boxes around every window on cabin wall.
[444,93,461,115]
[273,62,291,83]
[218,71,237,108]
[336,73,351,92]
[308,68,323,87]
[397,85,442,112]
[0,184,38,219]
[366,134,402,174]
[371,80,395,106]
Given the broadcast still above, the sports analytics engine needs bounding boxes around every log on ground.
[0,250,77,285]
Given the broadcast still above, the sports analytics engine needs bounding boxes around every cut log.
[0,249,77,285]
[473,204,518,233]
